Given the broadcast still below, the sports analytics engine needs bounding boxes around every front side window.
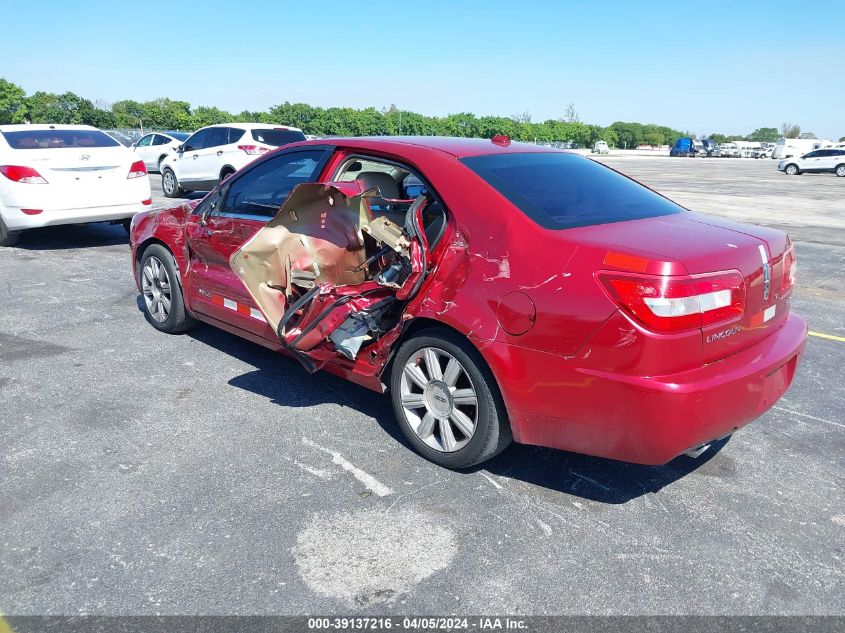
[220,150,327,217]
[183,129,209,152]
[137,135,153,147]
[461,152,683,230]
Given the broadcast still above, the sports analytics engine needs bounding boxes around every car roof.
[199,122,303,132]
[288,136,563,158]
[0,124,101,132]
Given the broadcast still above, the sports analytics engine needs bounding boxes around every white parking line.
[302,437,394,497]
[773,406,845,429]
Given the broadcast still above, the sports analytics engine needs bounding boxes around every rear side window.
[461,152,682,230]
[251,128,306,147]
[228,128,245,144]
[221,150,326,217]
[205,127,229,148]
[2,129,120,149]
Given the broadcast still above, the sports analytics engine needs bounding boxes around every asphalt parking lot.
[1,157,843,616]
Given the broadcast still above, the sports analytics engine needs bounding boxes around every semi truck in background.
[670,137,718,157]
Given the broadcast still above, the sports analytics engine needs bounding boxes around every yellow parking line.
[808,331,845,342]
[0,612,13,633]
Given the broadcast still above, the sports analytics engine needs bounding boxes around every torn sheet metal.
[230,181,373,335]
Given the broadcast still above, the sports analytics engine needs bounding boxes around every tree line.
[0,77,688,147]
[4,77,832,147]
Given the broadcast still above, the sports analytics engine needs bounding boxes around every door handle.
[192,154,198,160]
[217,150,223,156]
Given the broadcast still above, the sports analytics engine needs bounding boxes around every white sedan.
[0,124,152,246]
[131,131,190,172]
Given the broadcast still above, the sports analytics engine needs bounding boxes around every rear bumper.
[1,202,148,230]
[492,312,807,465]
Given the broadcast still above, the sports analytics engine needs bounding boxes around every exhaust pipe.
[684,443,711,459]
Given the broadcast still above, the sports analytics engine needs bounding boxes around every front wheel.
[836,164,845,177]
[161,168,183,198]
[390,329,512,469]
[0,216,20,247]
[139,244,196,333]
[785,164,799,176]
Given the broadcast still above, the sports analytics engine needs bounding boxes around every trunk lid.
[577,212,791,363]
[23,146,136,209]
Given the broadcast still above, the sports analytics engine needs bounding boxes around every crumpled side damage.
[230,181,426,372]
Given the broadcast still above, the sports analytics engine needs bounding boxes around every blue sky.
[3,0,843,138]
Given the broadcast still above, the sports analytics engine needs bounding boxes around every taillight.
[0,165,48,184]
[782,246,797,294]
[127,160,147,179]
[597,271,745,333]
[237,145,269,155]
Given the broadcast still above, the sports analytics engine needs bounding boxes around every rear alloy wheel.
[161,168,183,198]
[0,216,21,247]
[390,329,511,469]
[139,244,196,333]
[836,164,845,177]
[785,164,799,176]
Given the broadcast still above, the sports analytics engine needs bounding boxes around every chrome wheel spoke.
[449,408,475,437]
[401,392,426,409]
[403,363,429,390]
[424,348,442,381]
[417,412,436,438]
[442,358,461,387]
[451,388,477,407]
[439,418,457,451]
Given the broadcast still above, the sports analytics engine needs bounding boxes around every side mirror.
[176,144,184,153]
[131,142,137,149]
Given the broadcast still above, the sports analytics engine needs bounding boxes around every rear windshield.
[251,128,306,147]
[2,129,120,150]
[167,131,190,141]
[461,152,683,230]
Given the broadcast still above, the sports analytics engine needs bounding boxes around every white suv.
[778,148,845,177]
[159,123,306,197]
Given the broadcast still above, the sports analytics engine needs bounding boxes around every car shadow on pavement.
[11,222,128,250]
[185,321,731,505]
[473,436,731,504]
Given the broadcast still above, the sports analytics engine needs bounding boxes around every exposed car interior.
[335,156,448,247]
[231,178,433,370]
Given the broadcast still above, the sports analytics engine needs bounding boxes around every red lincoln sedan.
[130,136,807,469]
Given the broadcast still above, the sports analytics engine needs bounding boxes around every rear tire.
[220,167,235,183]
[389,328,512,469]
[785,164,799,176]
[836,164,845,177]
[162,168,183,198]
[138,244,196,333]
[0,216,20,247]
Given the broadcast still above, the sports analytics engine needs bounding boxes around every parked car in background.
[778,148,845,176]
[130,136,806,469]
[591,140,609,154]
[159,123,306,197]
[0,124,151,246]
[719,142,739,158]
[132,132,190,173]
